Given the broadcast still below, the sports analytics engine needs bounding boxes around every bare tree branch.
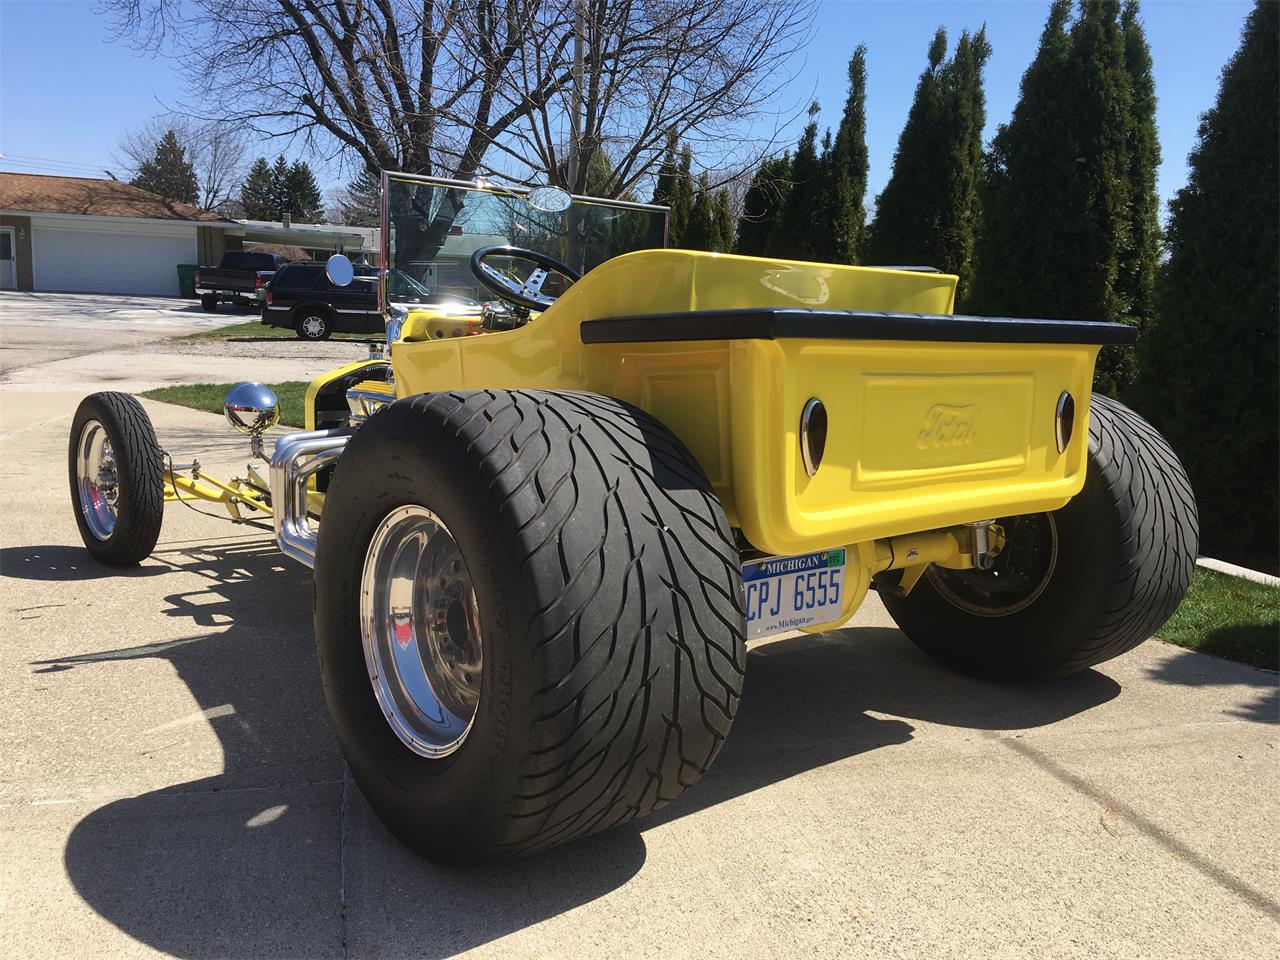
[99,0,814,196]
[115,114,249,210]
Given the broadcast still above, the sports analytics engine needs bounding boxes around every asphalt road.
[0,299,1277,959]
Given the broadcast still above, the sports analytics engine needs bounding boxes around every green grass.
[180,319,380,341]
[1158,568,1279,670]
[141,381,311,429]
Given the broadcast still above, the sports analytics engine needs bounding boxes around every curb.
[1196,556,1280,588]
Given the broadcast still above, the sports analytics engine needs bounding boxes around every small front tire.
[68,393,165,566]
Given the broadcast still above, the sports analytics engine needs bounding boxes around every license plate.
[742,548,847,640]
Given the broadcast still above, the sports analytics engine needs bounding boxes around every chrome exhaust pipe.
[269,428,352,567]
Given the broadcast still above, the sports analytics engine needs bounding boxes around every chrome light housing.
[224,382,281,436]
[1055,391,1075,454]
[800,397,828,477]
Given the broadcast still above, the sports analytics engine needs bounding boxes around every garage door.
[32,224,196,296]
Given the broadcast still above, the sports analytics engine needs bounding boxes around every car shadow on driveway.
[20,538,1120,959]
[1,543,172,580]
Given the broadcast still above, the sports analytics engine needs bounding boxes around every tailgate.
[583,307,1136,556]
[198,269,253,289]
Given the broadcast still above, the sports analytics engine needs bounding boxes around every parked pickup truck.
[195,250,286,311]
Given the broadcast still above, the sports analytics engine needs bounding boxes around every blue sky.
[0,0,1254,214]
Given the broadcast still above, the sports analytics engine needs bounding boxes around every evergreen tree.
[583,148,615,196]
[809,131,839,263]
[1137,0,1278,566]
[972,0,1159,395]
[337,168,381,225]
[269,155,292,216]
[972,0,1073,320]
[130,129,199,205]
[286,160,324,220]
[240,154,325,221]
[865,26,990,303]
[1067,0,1136,393]
[771,102,822,257]
[683,173,717,251]
[942,27,992,304]
[864,29,948,269]
[240,156,275,219]
[713,190,735,253]
[1116,0,1160,384]
[670,144,695,246]
[649,131,681,246]
[735,154,790,257]
[819,44,870,264]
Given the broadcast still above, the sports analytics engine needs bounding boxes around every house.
[235,218,379,263]
[0,172,238,296]
[0,171,503,300]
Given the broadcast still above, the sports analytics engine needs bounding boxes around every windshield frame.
[377,171,670,315]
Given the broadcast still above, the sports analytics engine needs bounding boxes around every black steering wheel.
[470,245,581,312]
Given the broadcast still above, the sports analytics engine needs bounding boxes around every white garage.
[0,172,235,296]
[31,218,198,296]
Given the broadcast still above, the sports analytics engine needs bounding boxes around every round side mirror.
[224,382,280,436]
[326,253,354,287]
[526,186,572,213]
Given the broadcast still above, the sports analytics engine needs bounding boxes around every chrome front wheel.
[359,504,483,758]
[68,392,164,566]
[75,419,120,541]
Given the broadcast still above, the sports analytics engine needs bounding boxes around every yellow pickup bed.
[388,250,1132,557]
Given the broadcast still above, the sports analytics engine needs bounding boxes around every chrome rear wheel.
[359,504,482,758]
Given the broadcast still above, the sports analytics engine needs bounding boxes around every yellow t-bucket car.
[67,172,1197,864]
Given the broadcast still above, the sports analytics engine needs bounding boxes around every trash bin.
[176,264,198,299]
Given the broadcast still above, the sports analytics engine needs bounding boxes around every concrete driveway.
[0,313,1277,958]
[0,291,372,391]
[0,291,230,378]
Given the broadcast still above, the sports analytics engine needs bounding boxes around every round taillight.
[1055,391,1075,453]
[800,398,827,477]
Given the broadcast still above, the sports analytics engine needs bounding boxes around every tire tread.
[317,389,745,861]
[68,392,164,566]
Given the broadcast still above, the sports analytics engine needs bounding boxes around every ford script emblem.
[917,403,979,449]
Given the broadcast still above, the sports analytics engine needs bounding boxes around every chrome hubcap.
[360,505,482,757]
[75,419,119,541]
[302,316,325,337]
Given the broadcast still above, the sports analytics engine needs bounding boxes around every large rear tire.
[880,395,1198,680]
[313,390,746,863]
[68,392,164,566]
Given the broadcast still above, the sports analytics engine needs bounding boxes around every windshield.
[386,269,431,303]
[381,173,668,307]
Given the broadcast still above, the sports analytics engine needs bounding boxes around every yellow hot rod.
[68,173,1197,864]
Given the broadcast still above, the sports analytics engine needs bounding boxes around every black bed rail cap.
[579,307,1139,347]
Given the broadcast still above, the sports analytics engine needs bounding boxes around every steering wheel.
[470,245,580,312]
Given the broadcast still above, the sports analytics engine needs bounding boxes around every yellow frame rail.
[163,461,272,522]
